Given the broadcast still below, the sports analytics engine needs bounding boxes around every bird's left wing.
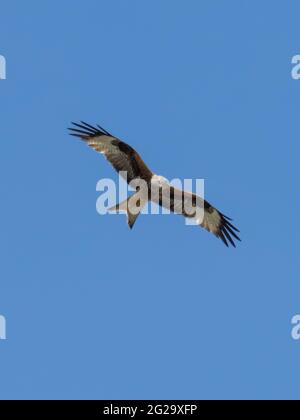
[199,201,241,247]
[158,185,241,247]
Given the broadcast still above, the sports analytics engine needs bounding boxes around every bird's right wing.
[69,121,153,184]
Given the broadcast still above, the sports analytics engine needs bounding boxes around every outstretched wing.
[157,185,241,247]
[200,202,241,248]
[69,122,153,184]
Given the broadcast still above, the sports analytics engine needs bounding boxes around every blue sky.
[0,0,300,400]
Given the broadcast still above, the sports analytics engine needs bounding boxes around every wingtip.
[68,121,113,138]
[219,232,229,247]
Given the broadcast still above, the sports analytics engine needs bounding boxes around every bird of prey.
[69,121,241,247]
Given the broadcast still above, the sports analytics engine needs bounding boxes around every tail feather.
[108,193,148,229]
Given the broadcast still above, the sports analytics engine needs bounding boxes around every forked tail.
[108,192,148,229]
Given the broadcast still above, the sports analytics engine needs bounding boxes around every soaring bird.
[69,121,241,247]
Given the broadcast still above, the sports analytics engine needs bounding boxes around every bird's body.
[69,121,240,247]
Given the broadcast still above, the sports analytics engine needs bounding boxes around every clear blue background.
[0,0,299,400]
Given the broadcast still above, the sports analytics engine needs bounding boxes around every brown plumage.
[69,122,153,184]
[69,121,241,248]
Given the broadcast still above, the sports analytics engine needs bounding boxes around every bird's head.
[151,175,169,187]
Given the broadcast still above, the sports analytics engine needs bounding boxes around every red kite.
[69,122,240,247]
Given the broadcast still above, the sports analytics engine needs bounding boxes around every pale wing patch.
[86,135,116,153]
[201,208,222,234]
